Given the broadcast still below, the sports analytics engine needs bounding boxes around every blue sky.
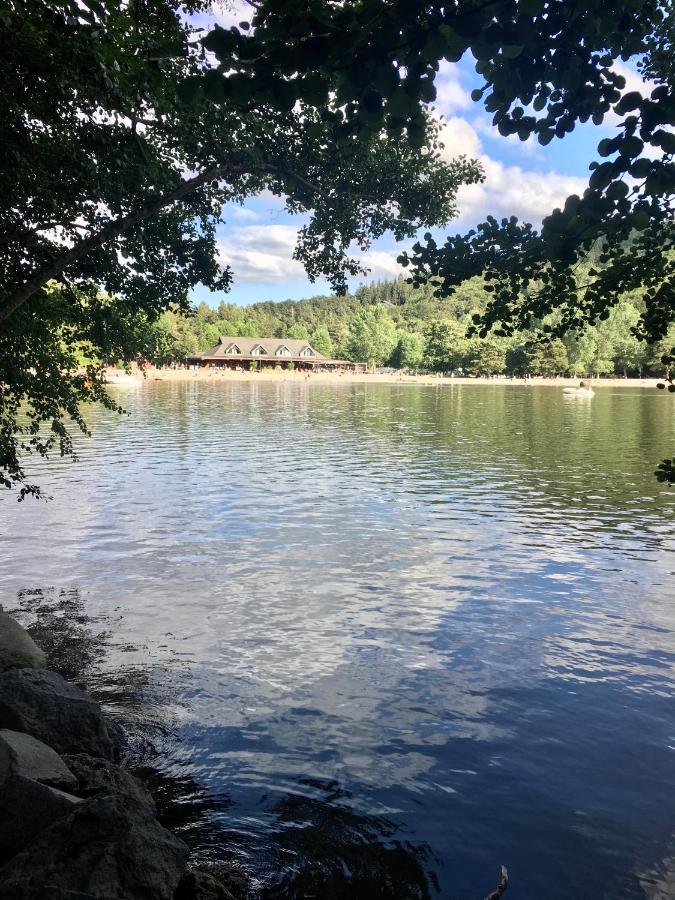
[192,4,646,309]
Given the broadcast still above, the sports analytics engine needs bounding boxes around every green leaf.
[631,208,651,229]
[387,89,412,118]
[629,158,651,178]
[406,122,426,148]
[176,76,202,104]
[202,27,238,60]
[203,70,226,102]
[518,0,545,13]
[655,130,675,154]
[618,135,644,157]
[423,30,449,61]
[614,90,643,115]
[438,23,466,62]
[298,75,328,106]
[597,138,615,157]
[606,180,629,200]
[502,44,524,59]
[419,80,436,103]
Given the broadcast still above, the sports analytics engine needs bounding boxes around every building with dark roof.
[186,336,361,371]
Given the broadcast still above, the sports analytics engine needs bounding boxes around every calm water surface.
[1,382,675,899]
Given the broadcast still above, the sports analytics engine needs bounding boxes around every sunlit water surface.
[1,382,675,899]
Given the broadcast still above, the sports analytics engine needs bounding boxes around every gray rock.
[175,867,248,900]
[0,774,80,853]
[0,612,46,672]
[0,793,188,899]
[0,668,117,759]
[0,728,77,792]
[63,753,155,809]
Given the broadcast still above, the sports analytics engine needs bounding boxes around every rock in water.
[63,753,155,809]
[175,867,247,900]
[0,669,117,759]
[0,613,46,672]
[0,793,189,899]
[0,775,80,853]
[0,729,77,792]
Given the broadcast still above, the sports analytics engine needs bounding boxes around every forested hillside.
[145,276,673,377]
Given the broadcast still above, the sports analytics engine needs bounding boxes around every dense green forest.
[144,276,673,377]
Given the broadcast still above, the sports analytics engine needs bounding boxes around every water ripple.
[1,382,674,898]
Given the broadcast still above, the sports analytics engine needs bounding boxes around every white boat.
[563,385,594,396]
[105,373,144,387]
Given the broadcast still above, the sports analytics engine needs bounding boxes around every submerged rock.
[174,865,251,900]
[0,792,189,899]
[0,669,118,759]
[174,869,238,900]
[64,752,155,809]
[0,728,77,792]
[0,612,46,672]
[0,774,80,853]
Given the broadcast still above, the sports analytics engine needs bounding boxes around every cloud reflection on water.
[1,382,674,897]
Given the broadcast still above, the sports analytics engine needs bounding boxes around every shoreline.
[106,367,664,389]
[0,608,247,899]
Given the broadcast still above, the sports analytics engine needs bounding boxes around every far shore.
[105,367,664,389]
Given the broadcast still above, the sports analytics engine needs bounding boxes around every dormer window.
[299,346,314,357]
[250,344,268,356]
[275,346,292,357]
[225,343,242,355]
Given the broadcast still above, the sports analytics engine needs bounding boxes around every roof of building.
[187,336,327,362]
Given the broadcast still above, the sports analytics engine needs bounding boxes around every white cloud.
[438,116,482,160]
[219,224,305,283]
[613,61,651,98]
[599,63,674,160]
[220,223,407,285]
[601,62,655,130]
[435,114,586,227]
[355,249,405,279]
[472,114,542,158]
[227,205,261,223]
[454,156,587,227]
[433,61,472,115]
[201,0,251,29]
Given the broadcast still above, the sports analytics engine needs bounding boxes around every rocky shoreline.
[0,608,246,900]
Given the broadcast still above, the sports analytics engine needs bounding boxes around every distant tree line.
[140,275,674,378]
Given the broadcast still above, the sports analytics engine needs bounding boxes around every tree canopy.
[1,0,482,496]
[139,276,668,380]
[348,304,399,370]
[2,0,674,493]
[396,1,674,349]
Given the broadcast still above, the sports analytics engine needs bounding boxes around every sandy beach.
[105,367,664,389]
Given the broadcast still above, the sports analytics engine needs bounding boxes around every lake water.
[1,381,675,899]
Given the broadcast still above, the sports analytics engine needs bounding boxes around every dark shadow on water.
[10,586,111,684]
[259,778,439,900]
[5,587,440,899]
[8,586,186,737]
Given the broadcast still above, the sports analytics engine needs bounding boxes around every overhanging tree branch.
[1,154,423,324]
[0,161,338,324]
[0,163,243,323]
